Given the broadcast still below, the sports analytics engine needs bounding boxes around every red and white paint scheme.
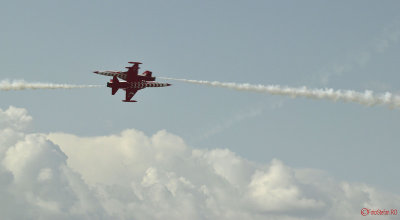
[93,62,171,102]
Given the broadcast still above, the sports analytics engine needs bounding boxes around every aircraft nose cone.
[93,71,99,74]
[167,83,172,86]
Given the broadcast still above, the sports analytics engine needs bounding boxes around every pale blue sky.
[1,0,400,193]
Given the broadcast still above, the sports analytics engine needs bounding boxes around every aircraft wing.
[125,62,142,82]
[93,71,127,81]
[123,88,139,102]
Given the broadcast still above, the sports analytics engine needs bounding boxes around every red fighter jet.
[93,62,171,102]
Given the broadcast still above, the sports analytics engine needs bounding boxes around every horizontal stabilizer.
[123,100,137,102]
[111,76,119,95]
[112,87,118,95]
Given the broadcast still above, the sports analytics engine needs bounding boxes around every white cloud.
[0,106,399,220]
[246,159,325,212]
[0,106,32,156]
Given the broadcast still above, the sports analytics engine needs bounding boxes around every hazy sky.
[1,1,400,219]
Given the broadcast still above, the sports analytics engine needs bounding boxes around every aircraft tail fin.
[142,70,152,77]
[140,70,156,81]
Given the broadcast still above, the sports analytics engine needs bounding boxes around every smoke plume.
[160,77,400,109]
[0,80,103,91]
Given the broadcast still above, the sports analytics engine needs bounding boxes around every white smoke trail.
[160,77,400,109]
[0,80,103,91]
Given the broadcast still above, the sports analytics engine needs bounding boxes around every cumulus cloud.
[0,106,399,220]
[0,107,105,220]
